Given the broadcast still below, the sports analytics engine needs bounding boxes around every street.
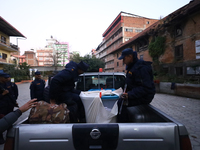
[0,83,200,150]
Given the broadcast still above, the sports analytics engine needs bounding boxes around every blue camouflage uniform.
[30,77,45,101]
[49,61,83,122]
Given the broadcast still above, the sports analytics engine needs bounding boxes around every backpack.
[29,101,70,124]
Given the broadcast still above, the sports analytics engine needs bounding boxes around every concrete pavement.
[1,83,200,150]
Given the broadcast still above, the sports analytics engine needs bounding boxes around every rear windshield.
[76,75,125,91]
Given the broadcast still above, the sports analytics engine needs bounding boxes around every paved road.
[1,83,200,150]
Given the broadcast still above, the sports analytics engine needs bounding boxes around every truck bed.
[5,105,190,150]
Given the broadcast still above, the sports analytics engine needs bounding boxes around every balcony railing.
[0,40,19,51]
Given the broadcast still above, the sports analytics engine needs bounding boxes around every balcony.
[105,55,114,62]
[0,40,19,52]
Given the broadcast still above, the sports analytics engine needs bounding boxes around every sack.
[29,101,70,124]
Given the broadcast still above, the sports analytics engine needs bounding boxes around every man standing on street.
[117,48,155,122]
[30,71,45,101]
[49,61,89,122]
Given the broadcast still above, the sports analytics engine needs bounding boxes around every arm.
[30,82,35,99]
[127,66,154,100]
[14,83,19,100]
[0,99,37,133]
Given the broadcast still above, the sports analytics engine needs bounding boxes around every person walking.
[30,71,45,101]
[49,61,89,122]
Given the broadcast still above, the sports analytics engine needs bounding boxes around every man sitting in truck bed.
[49,61,89,123]
[117,48,155,122]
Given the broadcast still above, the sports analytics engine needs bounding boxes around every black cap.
[0,72,10,78]
[77,61,89,72]
[118,48,135,60]
[35,71,41,75]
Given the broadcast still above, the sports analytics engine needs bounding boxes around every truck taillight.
[179,135,192,150]
[4,137,14,150]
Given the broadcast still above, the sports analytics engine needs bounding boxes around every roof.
[0,16,26,37]
[114,0,200,52]
[80,72,126,76]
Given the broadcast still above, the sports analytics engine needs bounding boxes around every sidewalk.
[0,83,200,150]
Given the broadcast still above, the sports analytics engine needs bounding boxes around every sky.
[0,0,190,56]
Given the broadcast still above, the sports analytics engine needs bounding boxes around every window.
[125,28,133,32]
[1,36,6,44]
[175,25,182,37]
[76,75,125,91]
[175,67,183,76]
[38,53,43,56]
[2,53,7,60]
[175,45,183,60]
[39,57,43,60]
[135,29,143,33]
[117,53,118,58]
[39,62,43,65]
[147,21,149,24]
[162,67,168,74]
[117,62,119,66]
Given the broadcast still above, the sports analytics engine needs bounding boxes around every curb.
[15,80,48,85]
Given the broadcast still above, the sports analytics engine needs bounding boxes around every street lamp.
[16,37,26,68]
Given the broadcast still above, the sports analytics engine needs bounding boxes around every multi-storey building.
[54,42,69,67]
[37,48,54,66]
[0,16,25,70]
[113,0,200,80]
[95,11,158,72]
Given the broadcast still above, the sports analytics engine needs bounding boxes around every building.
[0,16,25,70]
[113,0,200,80]
[91,49,96,56]
[37,48,54,66]
[23,50,37,66]
[54,42,69,67]
[95,11,158,72]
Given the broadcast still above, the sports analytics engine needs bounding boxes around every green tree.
[70,53,105,72]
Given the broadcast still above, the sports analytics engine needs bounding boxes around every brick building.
[113,0,200,80]
[23,51,37,66]
[95,11,158,72]
[37,49,54,66]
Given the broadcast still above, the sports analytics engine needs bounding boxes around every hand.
[19,98,37,113]
[50,99,56,104]
[2,90,9,95]
[121,93,128,99]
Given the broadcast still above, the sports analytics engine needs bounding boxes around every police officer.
[6,74,19,107]
[30,71,45,101]
[49,61,89,122]
[0,72,17,144]
[117,48,155,122]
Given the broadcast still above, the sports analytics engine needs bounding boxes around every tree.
[70,53,105,72]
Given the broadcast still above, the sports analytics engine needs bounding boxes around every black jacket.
[49,61,79,100]
[126,56,155,105]
[30,79,45,101]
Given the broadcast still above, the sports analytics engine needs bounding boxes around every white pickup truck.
[4,72,192,150]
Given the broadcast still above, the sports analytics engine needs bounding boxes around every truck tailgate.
[12,122,180,150]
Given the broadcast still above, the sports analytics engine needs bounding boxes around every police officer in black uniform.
[30,71,45,101]
[117,48,155,122]
[6,74,19,107]
[0,72,17,144]
[49,61,89,122]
